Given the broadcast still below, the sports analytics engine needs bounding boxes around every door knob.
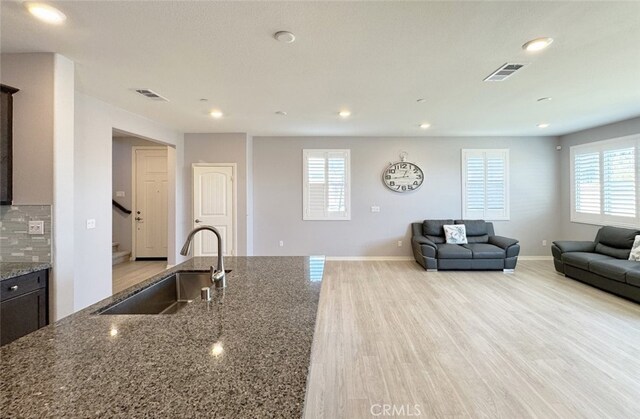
[195,219,202,223]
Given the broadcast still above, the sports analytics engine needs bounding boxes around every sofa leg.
[427,269,438,272]
[503,269,515,273]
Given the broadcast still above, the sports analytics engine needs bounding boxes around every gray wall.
[559,116,640,240]
[183,133,251,256]
[253,136,561,257]
[112,136,165,253]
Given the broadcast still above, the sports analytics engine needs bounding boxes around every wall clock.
[382,153,424,193]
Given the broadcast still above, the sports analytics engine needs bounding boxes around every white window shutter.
[462,149,509,220]
[574,151,601,215]
[303,150,351,220]
[570,134,640,227]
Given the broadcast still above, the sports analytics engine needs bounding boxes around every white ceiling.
[2,1,640,137]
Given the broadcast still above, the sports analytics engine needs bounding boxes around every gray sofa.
[552,226,640,303]
[411,219,520,271]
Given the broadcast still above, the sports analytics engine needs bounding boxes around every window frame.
[570,134,640,228]
[461,149,510,221]
[302,149,351,221]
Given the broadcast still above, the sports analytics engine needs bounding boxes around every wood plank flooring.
[112,260,168,294]
[304,260,640,418]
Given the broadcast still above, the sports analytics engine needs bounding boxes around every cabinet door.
[0,289,46,346]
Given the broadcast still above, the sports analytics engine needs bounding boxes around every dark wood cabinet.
[1,84,19,206]
[0,269,49,346]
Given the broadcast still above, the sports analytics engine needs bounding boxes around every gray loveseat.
[552,226,640,303]
[411,219,520,271]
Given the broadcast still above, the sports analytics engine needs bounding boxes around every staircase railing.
[112,199,132,215]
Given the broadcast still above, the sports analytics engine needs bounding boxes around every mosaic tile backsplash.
[0,205,52,263]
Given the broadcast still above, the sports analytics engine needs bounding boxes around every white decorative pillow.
[629,235,640,261]
[443,224,468,244]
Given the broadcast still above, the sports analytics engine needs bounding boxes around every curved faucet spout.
[180,226,226,288]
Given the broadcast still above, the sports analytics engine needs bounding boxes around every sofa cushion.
[455,220,487,236]
[596,226,640,249]
[436,244,472,259]
[629,235,640,261]
[562,252,612,270]
[423,219,454,237]
[443,225,467,244]
[589,259,640,283]
[595,243,631,260]
[463,243,505,259]
[626,267,640,287]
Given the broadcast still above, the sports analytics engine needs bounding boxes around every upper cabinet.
[1,84,19,205]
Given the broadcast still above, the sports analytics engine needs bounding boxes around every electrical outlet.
[371,206,380,213]
[86,219,96,229]
[279,240,284,247]
[397,240,403,247]
[28,221,44,235]
[542,240,547,246]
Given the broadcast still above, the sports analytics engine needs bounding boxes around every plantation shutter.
[574,151,601,215]
[603,147,636,218]
[303,150,351,220]
[462,149,509,220]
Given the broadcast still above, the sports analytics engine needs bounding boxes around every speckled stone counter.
[0,256,324,418]
[0,262,51,281]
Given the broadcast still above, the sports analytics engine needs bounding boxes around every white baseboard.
[325,256,552,262]
[519,256,553,261]
[325,256,415,261]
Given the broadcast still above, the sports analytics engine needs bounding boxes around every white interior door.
[134,148,168,258]
[193,165,235,256]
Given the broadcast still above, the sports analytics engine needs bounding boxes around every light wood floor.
[304,260,640,418]
[112,260,168,294]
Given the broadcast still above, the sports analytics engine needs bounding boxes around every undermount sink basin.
[99,270,231,315]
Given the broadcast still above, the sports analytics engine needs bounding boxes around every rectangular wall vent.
[133,88,169,102]
[483,63,526,82]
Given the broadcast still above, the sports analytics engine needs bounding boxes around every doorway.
[192,164,237,256]
[112,131,169,294]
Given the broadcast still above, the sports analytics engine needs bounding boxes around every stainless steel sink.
[99,270,231,315]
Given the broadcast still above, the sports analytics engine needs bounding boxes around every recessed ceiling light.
[419,123,431,129]
[522,37,554,52]
[26,3,67,25]
[339,110,351,118]
[274,31,295,43]
[416,98,427,103]
[537,123,550,128]
[537,97,553,102]
[210,110,223,118]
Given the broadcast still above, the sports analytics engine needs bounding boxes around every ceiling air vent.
[483,63,527,82]
[133,88,169,102]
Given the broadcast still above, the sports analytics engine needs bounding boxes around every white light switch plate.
[371,206,380,213]
[116,191,125,197]
[28,221,44,235]
[86,219,96,229]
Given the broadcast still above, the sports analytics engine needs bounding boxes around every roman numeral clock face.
[382,161,424,192]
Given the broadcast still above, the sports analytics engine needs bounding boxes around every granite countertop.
[0,262,52,281]
[0,256,324,418]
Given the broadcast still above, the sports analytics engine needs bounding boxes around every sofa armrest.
[552,241,595,254]
[412,234,436,247]
[412,235,437,259]
[488,235,518,249]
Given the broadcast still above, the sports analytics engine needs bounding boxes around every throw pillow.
[629,235,640,261]
[443,224,468,244]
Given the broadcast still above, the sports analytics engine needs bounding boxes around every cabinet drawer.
[0,270,48,302]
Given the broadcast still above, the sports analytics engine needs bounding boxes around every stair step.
[112,250,131,265]
[112,242,119,252]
